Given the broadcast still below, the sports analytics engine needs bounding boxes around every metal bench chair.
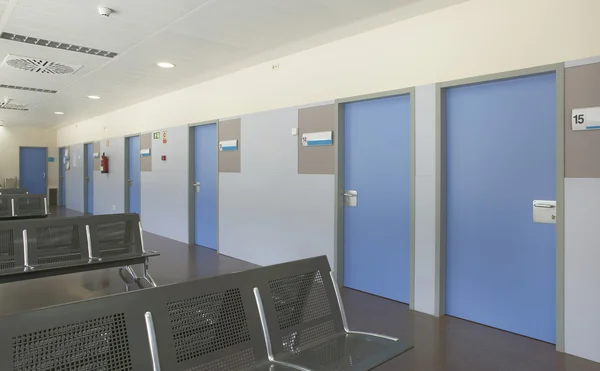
[0,188,27,195]
[253,256,413,371]
[0,213,158,287]
[0,194,47,219]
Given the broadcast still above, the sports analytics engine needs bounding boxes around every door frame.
[435,64,565,350]
[333,87,416,308]
[83,142,93,214]
[19,146,48,197]
[124,134,142,214]
[188,120,220,251]
[58,146,66,207]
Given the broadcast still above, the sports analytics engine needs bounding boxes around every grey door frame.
[58,146,66,207]
[333,87,416,309]
[19,146,49,198]
[435,63,565,351]
[124,134,141,214]
[83,142,93,214]
[188,120,220,252]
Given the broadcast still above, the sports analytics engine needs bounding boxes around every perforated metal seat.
[254,256,413,371]
[0,194,47,220]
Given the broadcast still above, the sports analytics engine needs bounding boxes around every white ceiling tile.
[0,0,461,127]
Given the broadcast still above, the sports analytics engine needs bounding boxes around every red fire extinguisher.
[100,152,109,174]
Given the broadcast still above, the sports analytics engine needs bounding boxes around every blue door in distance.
[445,73,556,343]
[85,143,94,214]
[19,147,47,195]
[128,136,141,215]
[343,95,411,303]
[194,124,217,249]
[59,147,66,206]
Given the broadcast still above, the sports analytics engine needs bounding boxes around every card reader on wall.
[219,140,238,151]
[302,131,333,147]
[533,200,556,224]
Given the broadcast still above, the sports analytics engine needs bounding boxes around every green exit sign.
[153,132,160,139]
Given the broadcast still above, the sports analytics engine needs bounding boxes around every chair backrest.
[0,213,143,272]
[0,286,155,370]
[253,256,345,358]
[0,188,27,195]
[0,194,46,219]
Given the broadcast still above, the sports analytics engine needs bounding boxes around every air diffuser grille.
[0,84,57,94]
[2,55,82,75]
[0,102,28,111]
[1,32,118,58]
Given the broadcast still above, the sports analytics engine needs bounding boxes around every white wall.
[219,107,334,267]
[58,0,600,145]
[0,126,57,190]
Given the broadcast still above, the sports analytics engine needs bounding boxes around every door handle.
[42,173,46,179]
[128,179,132,186]
[193,182,200,193]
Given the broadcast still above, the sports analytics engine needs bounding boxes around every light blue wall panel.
[141,125,189,243]
[219,106,335,267]
[65,143,84,213]
[93,138,125,215]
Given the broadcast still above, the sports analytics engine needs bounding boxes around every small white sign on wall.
[219,140,238,151]
[572,107,600,131]
[301,131,333,147]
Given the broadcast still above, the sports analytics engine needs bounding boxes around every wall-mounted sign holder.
[219,139,238,151]
[140,149,151,157]
[302,131,333,147]
[572,106,600,131]
[93,152,100,159]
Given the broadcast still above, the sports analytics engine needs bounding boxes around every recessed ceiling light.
[157,62,175,68]
[54,111,65,115]
[87,95,101,99]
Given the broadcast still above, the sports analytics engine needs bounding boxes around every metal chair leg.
[143,259,157,287]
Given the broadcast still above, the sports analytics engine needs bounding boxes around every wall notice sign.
[162,130,167,144]
[302,131,333,147]
[153,132,160,140]
[572,107,600,131]
[48,157,54,163]
[106,140,110,147]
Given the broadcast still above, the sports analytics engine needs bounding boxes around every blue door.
[343,95,411,303]
[85,143,94,214]
[128,136,141,215]
[59,147,66,206]
[194,124,217,249]
[19,147,47,195]
[445,73,556,343]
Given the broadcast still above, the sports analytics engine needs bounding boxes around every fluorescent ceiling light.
[54,111,65,115]
[157,62,175,68]
[87,95,101,99]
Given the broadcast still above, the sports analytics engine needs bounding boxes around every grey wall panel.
[93,137,125,215]
[298,104,336,174]
[65,143,84,213]
[219,172,335,267]
[218,118,241,173]
[414,84,437,316]
[93,142,101,171]
[242,109,298,174]
[141,125,189,243]
[140,133,153,172]
[564,177,600,363]
[565,62,600,178]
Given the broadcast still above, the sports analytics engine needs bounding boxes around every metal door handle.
[42,173,46,179]
[534,204,555,209]
[193,182,200,186]
[343,193,356,197]
[128,179,132,185]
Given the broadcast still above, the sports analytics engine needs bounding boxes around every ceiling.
[0,0,461,128]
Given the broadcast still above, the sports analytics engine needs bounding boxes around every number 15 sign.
[572,106,600,131]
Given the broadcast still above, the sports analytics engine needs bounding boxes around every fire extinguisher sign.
[162,130,167,144]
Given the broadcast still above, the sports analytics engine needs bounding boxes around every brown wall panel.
[140,133,153,172]
[565,62,600,178]
[218,119,241,173]
[93,142,101,171]
[298,104,335,174]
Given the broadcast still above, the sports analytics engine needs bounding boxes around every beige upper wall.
[57,0,600,145]
[0,126,58,189]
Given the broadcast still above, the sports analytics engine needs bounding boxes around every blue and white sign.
[219,139,238,151]
[140,148,151,157]
[93,152,100,159]
[302,131,333,147]
[572,107,600,131]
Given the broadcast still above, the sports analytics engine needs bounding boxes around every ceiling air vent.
[0,84,57,94]
[0,32,118,58]
[2,55,82,75]
[0,101,28,111]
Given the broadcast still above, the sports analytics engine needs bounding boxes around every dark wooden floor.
[1,206,598,370]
